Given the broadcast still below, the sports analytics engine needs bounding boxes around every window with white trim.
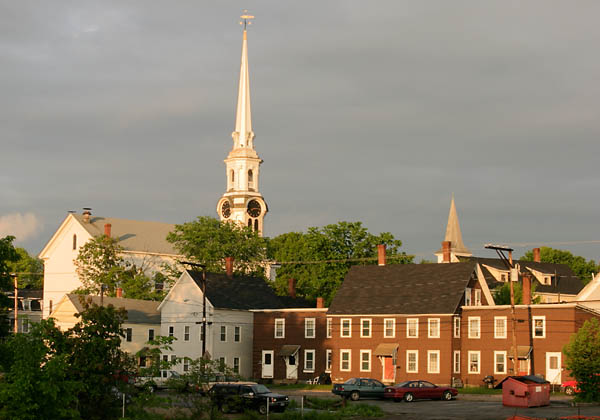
[453,317,460,338]
[453,351,460,374]
[406,350,418,373]
[468,317,480,339]
[360,350,371,372]
[360,318,372,338]
[384,318,395,338]
[428,318,440,338]
[428,350,440,374]
[234,326,241,342]
[220,326,227,342]
[184,325,190,341]
[126,328,132,342]
[326,318,332,338]
[341,319,352,337]
[533,316,546,338]
[305,318,316,338]
[340,350,351,371]
[407,318,419,338]
[494,317,507,339]
[233,357,240,373]
[474,289,482,306]
[148,328,155,341]
[325,349,332,372]
[465,288,472,306]
[494,351,506,374]
[304,350,315,372]
[274,318,285,338]
[183,358,189,372]
[168,325,174,337]
[468,351,480,374]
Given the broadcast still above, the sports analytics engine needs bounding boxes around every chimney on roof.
[225,257,234,278]
[82,208,92,223]
[316,297,324,308]
[442,241,451,263]
[116,287,123,298]
[533,247,541,263]
[377,244,386,266]
[522,272,532,305]
[288,278,296,299]
[104,223,112,237]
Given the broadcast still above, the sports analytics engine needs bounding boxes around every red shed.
[496,376,550,408]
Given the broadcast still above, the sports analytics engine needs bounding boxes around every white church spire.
[232,12,254,149]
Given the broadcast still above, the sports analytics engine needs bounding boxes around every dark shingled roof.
[468,257,584,296]
[328,262,477,315]
[187,270,287,310]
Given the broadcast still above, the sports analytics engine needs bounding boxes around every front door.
[285,354,298,380]
[262,350,274,378]
[546,352,562,384]
[383,357,395,382]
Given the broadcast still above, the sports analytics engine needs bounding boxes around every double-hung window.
[360,318,372,338]
[428,350,440,374]
[494,351,507,374]
[326,318,332,338]
[233,357,240,373]
[384,318,395,338]
[220,326,227,342]
[453,317,460,338]
[474,289,482,306]
[468,317,480,339]
[340,350,351,371]
[453,351,460,374]
[168,325,174,337]
[360,350,371,372]
[533,316,546,338]
[234,326,241,342]
[428,318,440,338]
[494,317,507,339]
[274,318,285,338]
[148,328,155,341]
[465,288,472,306]
[305,318,316,338]
[407,318,419,338]
[406,350,418,373]
[341,319,352,337]
[468,351,480,374]
[325,349,332,372]
[184,326,190,341]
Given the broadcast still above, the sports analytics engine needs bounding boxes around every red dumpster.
[496,375,550,407]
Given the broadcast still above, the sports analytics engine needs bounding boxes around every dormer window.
[542,276,552,286]
[500,272,508,282]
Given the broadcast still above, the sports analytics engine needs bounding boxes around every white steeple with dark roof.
[435,196,472,262]
[216,12,268,236]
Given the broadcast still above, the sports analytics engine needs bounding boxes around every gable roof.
[72,214,178,255]
[468,257,584,295]
[66,294,161,324]
[328,262,478,315]
[186,270,287,310]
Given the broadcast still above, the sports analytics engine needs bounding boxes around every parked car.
[135,370,186,392]
[208,382,289,414]
[384,380,458,402]
[332,378,387,401]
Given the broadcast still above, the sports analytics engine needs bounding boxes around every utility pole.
[485,244,518,375]
[181,262,209,357]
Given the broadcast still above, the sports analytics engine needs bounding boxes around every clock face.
[247,200,261,218]
[221,201,231,219]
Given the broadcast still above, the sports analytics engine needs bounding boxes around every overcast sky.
[1,1,599,262]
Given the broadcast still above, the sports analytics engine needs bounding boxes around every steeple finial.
[232,11,255,149]
[239,10,254,30]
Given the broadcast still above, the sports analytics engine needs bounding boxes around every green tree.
[0,235,20,337]
[522,247,599,285]
[6,247,44,288]
[563,318,600,402]
[267,221,413,304]
[167,216,267,275]
[74,235,166,300]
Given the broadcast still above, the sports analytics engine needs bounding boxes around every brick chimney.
[288,278,296,299]
[442,241,451,263]
[316,297,324,308]
[225,257,234,278]
[522,273,532,305]
[377,244,386,266]
[104,223,112,237]
[116,287,123,298]
[82,208,92,223]
[533,247,541,263]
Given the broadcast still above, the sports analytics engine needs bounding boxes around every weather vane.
[239,10,254,30]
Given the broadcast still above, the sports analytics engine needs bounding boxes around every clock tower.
[216,13,268,235]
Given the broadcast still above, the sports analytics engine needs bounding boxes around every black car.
[208,383,289,414]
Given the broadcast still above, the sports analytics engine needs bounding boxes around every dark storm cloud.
[1,1,599,260]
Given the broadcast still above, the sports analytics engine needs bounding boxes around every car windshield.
[395,381,411,388]
[252,385,271,394]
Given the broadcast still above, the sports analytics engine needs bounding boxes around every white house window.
[274,318,285,338]
[465,288,472,306]
[428,350,440,374]
[148,329,155,341]
[468,317,480,339]
[183,358,189,372]
[184,326,190,342]
[453,351,460,374]
[494,317,507,339]
[453,317,460,338]
[304,350,315,373]
[384,318,395,338]
[168,326,174,337]
[326,318,332,338]
[341,319,352,337]
[533,316,546,338]
[406,350,418,373]
[428,318,440,338]
[305,318,316,338]
[468,351,480,374]
[220,326,227,342]
[360,318,372,338]
[407,318,419,338]
[325,349,332,372]
[340,350,351,371]
[494,351,507,374]
[234,326,241,342]
[474,289,482,306]
[125,327,132,342]
[233,357,240,373]
[360,350,371,372]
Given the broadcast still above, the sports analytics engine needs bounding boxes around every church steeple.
[435,195,472,262]
[217,12,268,236]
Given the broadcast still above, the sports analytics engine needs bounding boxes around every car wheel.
[564,386,575,396]
[404,392,414,402]
[442,391,452,401]
[350,391,360,401]
[258,404,268,415]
